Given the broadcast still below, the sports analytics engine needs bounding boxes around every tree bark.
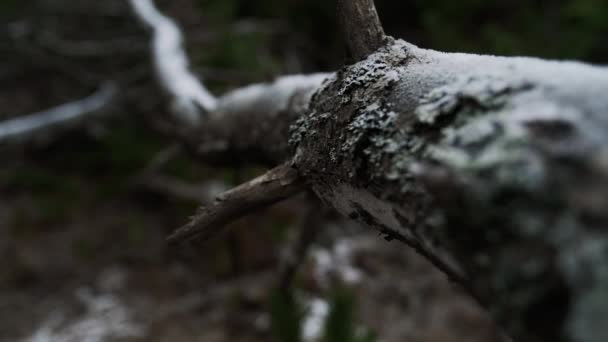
[337,0,386,61]
[134,3,608,340]
[290,38,608,342]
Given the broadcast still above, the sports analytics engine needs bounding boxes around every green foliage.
[203,31,274,72]
[196,0,279,87]
[196,0,608,78]
[418,0,608,61]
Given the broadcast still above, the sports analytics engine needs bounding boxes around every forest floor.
[0,142,505,342]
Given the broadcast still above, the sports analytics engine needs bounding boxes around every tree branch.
[168,163,305,244]
[129,0,217,125]
[337,0,386,61]
[184,73,330,166]
[292,39,608,342]
[127,3,608,341]
[0,82,117,144]
[130,0,330,164]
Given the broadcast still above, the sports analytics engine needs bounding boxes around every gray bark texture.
[128,1,608,340]
[183,73,330,166]
[337,0,386,61]
[287,38,608,342]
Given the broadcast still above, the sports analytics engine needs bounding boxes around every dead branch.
[291,39,608,342]
[128,1,608,341]
[337,0,386,61]
[129,0,330,164]
[0,82,117,144]
[183,73,330,166]
[129,0,217,125]
[168,163,305,243]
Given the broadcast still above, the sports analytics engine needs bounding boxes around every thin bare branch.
[168,163,305,244]
[337,0,386,61]
[0,82,117,144]
[129,0,217,125]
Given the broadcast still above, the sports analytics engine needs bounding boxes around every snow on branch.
[0,82,117,144]
[129,0,217,125]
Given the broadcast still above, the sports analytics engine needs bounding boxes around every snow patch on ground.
[22,268,144,342]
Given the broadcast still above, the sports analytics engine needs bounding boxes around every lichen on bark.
[291,38,608,342]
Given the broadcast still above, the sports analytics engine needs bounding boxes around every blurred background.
[1,0,607,341]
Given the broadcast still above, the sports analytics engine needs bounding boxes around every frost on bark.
[290,38,608,342]
[127,1,608,341]
[182,73,330,166]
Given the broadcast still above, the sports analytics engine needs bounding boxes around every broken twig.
[168,163,305,243]
[337,0,386,61]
